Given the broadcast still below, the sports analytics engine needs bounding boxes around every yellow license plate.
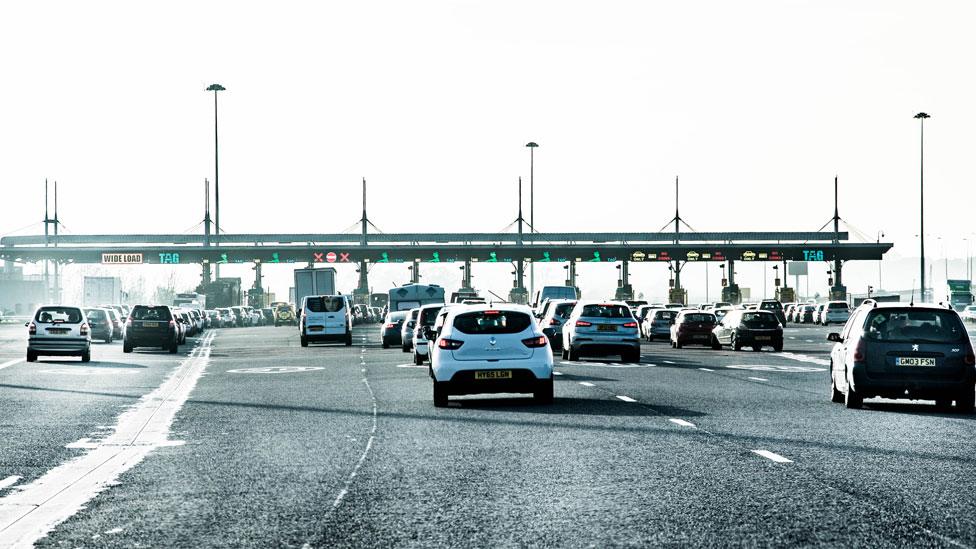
[142,322,158,328]
[598,325,617,332]
[897,357,936,366]
[475,370,512,380]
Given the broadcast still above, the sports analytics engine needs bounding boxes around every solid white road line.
[553,372,563,376]
[668,419,696,428]
[0,358,24,372]
[748,377,769,382]
[0,477,20,491]
[663,360,675,364]
[698,368,715,372]
[0,331,216,547]
[752,450,793,463]
[616,395,637,403]
[578,382,595,387]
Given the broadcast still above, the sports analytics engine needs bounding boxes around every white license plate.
[896,357,936,367]
[755,336,772,341]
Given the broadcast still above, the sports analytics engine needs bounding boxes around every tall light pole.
[525,142,538,297]
[207,83,226,277]
[877,230,885,291]
[915,112,930,299]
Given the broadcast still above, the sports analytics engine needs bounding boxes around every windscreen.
[760,302,782,311]
[84,309,107,321]
[305,297,345,313]
[554,302,577,318]
[131,306,172,321]
[388,312,407,322]
[419,307,443,325]
[35,307,83,323]
[741,312,779,328]
[580,304,631,318]
[681,313,716,324]
[863,309,966,343]
[453,311,532,334]
[654,310,677,321]
[828,302,849,310]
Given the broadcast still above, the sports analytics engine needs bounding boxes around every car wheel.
[935,399,953,412]
[169,341,179,354]
[123,343,132,353]
[752,345,761,352]
[414,353,423,365]
[844,381,863,409]
[345,333,353,346]
[433,382,448,407]
[402,344,410,353]
[300,335,309,347]
[830,369,844,403]
[81,351,91,363]
[561,348,568,361]
[26,350,37,362]
[675,339,683,349]
[382,341,389,349]
[732,334,742,351]
[534,379,554,404]
[624,351,640,363]
[956,389,975,414]
[710,335,722,350]
[568,348,580,361]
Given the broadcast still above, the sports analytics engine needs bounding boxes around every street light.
[877,230,885,291]
[525,142,539,298]
[915,112,930,299]
[206,83,226,276]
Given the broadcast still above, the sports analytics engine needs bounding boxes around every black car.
[380,311,408,348]
[84,308,115,343]
[758,299,786,326]
[124,305,180,353]
[712,310,783,352]
[829,303,976,411]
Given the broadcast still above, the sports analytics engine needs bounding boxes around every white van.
[532,286,578,309]
[300,295,352,347]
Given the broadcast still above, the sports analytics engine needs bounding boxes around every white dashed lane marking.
[553,372,563,376]
[663,360,675,364]
[699,368,715,372]
[752,450,793,463]
[0,358,24,371]
[748,377,769,382]
[669,419,696,428]
[0,476,20,490]
[578,382,595,387]
[616,395,637,403]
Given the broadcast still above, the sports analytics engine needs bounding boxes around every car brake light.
[484,310,500,315]
[169,320,176,328]
[575,320,592,327]
[853,338,866,362]
[623,321,638,328]
[385,323,396,328]
[966,351,975,366]
[28,322,36,335]
[522,336,548,348]
[549,318,560,325]
[125,317,132,327]
[438,338,464,350]
[80,323,89,336]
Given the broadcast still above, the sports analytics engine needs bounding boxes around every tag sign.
[102,253,143,264]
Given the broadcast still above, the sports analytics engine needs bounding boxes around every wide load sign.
[101,253,143,264]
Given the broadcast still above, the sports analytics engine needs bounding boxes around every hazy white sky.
[2,1,974,301]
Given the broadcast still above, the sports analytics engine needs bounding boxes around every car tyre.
[568,348,580,361]
[414,353,424,365]
[402,344,410,353]
[674,338,683,349]
[123,342,132,353]
[844,382,863,409]
[752,345,761,352]
[300,335,309,347]
[830,371,844,403]
[382,341,389,349]
[105,336,112,344]
[561,348,568,361]
[81,351,91,363]
[732,334,742,351]
[623,350,640,363]
[345,332,353,346]
[956,389,975,414]
[433,382,448,407]
[169,341,178,354]
[774,343,783,352]
[26,350,37,362]
[534,379,554,404]
[710,335,722,350]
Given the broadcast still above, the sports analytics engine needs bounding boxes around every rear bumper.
[851,363,976,399]
[127,333,177,347]
[382,331,403,344]
[432,357,553,389]
[304,329,349,342]
[675,332,713,345]
[735,332,783,346]
[28,337,90,354]
[570,337,640,356]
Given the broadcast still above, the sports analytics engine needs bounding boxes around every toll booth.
[668,288,687,305]
[776,287,795,303]
[722,284,741,305]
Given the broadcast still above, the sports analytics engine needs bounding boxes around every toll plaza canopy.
[0,231,892,265]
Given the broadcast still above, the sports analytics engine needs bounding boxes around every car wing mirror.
[827,333,842,343]
[24,321,30,327]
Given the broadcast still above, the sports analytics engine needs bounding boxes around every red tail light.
[852,338,866,362]
[623,322,638,328]
[575,320,592,327]
[169,320,176,328]
[126,317,133,327]
[385,323,396,328]
[966,351,975,366]
[484,310,500,315]
[80,323,89,336]
[438,338,464,350]
[28,322,36,335]
[522,336,548,348]
[549,318,560,325]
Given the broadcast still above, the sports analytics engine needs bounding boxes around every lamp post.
[915,112,930,299]
[525,142,538,298]
[877,230,885,291]
[207,83,226,276]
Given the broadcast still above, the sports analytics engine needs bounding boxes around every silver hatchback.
[27,305,92,362]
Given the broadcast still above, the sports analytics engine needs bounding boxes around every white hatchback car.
[428,305,553,407]
[27,305,92,362]
[413,303,448,365]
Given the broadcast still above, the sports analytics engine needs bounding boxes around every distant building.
[0,262,47,315]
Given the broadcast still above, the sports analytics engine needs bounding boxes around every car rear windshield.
[654,310,677,320]
[35,307,83,323]
[131,306,173,321]
[741,312,779,328]
[580,304,631,318]
[863,309,966,343]
[681,313,716,323]
[305,296,345,313]
[827,302,849,310]
[388,312,407,322]
[84,309,107,320]
[419,307,443,325]
[759,301,783,310]
[553,302,577,318]
[453,310,532,334]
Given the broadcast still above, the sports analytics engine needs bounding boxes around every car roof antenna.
[910,280,915,307]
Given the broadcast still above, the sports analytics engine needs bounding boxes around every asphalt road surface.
[1,321,975,547]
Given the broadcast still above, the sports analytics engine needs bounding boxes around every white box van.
[300,295,352,347]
